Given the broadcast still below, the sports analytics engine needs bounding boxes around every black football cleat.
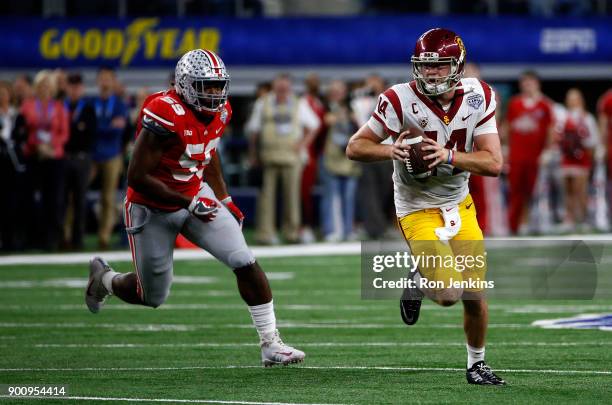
[399,271,424,326]
[466,361,506,386]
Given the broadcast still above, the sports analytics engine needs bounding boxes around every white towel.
[435,205,461,241]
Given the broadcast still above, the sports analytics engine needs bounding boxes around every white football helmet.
[174,49,230,113]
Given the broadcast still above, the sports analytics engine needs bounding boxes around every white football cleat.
[260,330,305,367]
[85,257,112,313]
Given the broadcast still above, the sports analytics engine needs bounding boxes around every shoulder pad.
[141,114,175,137]
[142,95,180,132]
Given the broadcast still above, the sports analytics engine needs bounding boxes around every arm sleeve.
[474,85,498,136]
[366,91,401,139]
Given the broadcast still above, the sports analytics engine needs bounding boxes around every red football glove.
[188,196,219,222]
[221,196,244,228]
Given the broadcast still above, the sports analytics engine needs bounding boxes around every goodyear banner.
[1,16,611,68]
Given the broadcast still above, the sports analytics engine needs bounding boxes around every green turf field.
[0,254,611,404]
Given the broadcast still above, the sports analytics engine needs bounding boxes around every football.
[402,128,432,179]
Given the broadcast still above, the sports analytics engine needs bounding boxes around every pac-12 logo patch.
[418,116,428,128]
[467,93,483,110]
[532,314,612,331]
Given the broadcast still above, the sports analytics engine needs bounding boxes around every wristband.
[447,149,454,165]
[220,196,232,205]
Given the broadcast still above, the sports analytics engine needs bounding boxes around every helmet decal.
[455,36,466,57]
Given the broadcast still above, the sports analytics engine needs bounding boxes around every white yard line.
[5,341,612,349]
[0,396,347,405]
[2,235,611,266]
[0,303,382,311]
[0,322,528,331]
[0,365,609,376]
[5,302,612,313]
[0,243,362,266]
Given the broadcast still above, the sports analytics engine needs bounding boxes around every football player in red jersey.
[85,49,304,367]
[502,71,555,235]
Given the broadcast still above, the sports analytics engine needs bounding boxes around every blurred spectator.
[126,87,150,156]
[90,67,128,249]
[351,74,393,239]
[0,81,22,250]
[598,88,612,218]
[557,88,599,231]
[12,74,33,107]
[20,70,69,250]
[62,72,97,250]
[247,73,319,244]
[502,71,554,235]
[300,73,327,243]
[320,80,360,241]
[53,68,68,100]
[129,87,150,128]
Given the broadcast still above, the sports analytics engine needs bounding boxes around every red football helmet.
[412,28,466,96]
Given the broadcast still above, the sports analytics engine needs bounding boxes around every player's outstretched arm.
[127,128,192,208]
[346,123,409,162]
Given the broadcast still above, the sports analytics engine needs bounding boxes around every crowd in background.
[244,68,612,244]
[0,67,145,252]
[1,66,611,252]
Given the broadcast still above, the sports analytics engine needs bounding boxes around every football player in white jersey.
[347,28,505,385]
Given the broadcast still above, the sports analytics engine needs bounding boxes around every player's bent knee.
[435,288,463,306]
[227,249,256,269]
[143,291,169,308]
[435,298,459,307]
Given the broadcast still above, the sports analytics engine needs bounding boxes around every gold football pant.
[397,194,487,292]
